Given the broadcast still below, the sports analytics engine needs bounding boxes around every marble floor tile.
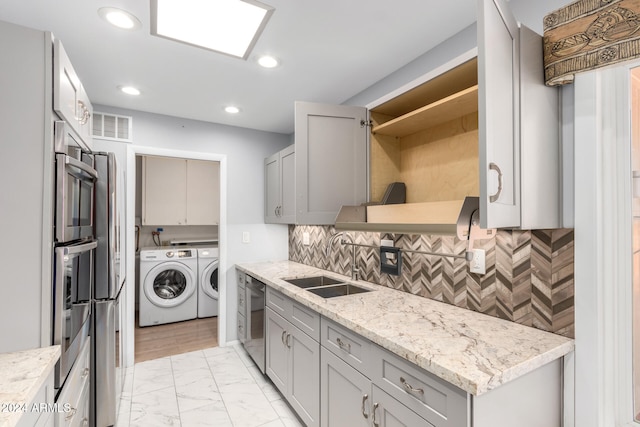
[117,344,299,427]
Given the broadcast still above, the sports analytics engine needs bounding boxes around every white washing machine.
[138,247,198,327]
[197,247,219,318]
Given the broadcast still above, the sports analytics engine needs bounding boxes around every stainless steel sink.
[306,284,370,298]
[284,275,343,288]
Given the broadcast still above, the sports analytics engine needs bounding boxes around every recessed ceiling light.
[258,55,279,68]
[151,0,274,59]
[119,86,141,96]
[224,106,241,114]
[98,7,142,30]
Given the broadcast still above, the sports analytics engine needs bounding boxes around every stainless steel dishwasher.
[243,275,266,373]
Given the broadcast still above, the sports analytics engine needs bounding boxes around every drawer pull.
[372,402,379,427]
[336,337,351,352]
[286,333,292,348]
[82,367,90,378]
[65,407,77,421]
[400,376,424,394]
[82,417,89,427]
[361,394,369,419]
[281,330,287,346]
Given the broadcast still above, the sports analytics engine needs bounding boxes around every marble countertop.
[0,346,60,427]
[236,260,575,396]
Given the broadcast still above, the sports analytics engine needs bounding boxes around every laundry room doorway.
[124,146,227,366]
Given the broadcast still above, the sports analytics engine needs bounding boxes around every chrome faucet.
[325,232,359,280]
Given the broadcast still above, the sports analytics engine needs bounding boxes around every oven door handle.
[62,240,98,255]
[65,155,98,181]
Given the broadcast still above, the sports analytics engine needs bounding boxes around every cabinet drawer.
[56,339,90,427]
[266,286,289,316]
[266,287,319,340]
[371,345,467,427]
[236,270,246,289]
[321,317,371,376]
[238,313,246,343]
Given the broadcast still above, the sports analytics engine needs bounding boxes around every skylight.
[150,0,274,59]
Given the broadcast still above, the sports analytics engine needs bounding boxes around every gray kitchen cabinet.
[53,37,93,151]
[321,318,457,427]
[266,307,320,427]
[142,156,220,225]
[265,144,295,223]
[265,287,320,427]
[294,102,368,225]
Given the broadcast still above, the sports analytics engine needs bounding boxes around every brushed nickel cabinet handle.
[400,376,424,394]
[286,333,292,348]
[65,407,77,421]
[489,162,503,203]
[361,394,369,419]
[336,337,351,352]
[372,402,379,427]
[281,330,287,346]
[82,367,89,378]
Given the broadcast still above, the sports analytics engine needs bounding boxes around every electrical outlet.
[242,231,251,244]
[470,249,486,275]
[303,232,310,245]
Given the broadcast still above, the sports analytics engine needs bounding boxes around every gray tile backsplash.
[289,225,574,338]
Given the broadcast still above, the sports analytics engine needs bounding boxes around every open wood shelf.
[372,85,478,138]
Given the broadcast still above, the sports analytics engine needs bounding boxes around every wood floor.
[134,314,218,363]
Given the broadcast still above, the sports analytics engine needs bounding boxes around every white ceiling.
[0,1,477,134]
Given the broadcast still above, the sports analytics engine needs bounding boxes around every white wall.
[94,105,290,363]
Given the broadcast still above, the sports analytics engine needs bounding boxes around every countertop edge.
[236,261,575,396]
[0,345,60,427]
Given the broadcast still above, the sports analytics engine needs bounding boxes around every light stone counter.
[0,346,60,427]
[236,260,574,396]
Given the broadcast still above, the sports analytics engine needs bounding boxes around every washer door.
[144,261,196,308]
[201,259,219,299]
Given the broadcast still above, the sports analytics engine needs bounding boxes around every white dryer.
[197,247,219,318]
[138,247,198,327]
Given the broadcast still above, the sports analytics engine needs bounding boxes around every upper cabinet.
[53,38,93,151]
[295,102,368,225]
[264,103,368,225]
[265,145,296,224]
[142,156,220,226]
[368,0,561,231]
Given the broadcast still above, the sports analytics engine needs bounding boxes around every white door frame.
[123,145,228,367]
[574,63,638,427]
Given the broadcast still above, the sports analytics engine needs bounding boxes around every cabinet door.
[142,156,187,225]
[320,347,370,427]
[372,385,436,427]
[265,307,289,395]
[265,151,281,223]
[478,0,521,228]
[289,325,320,427]
[279,145,296,223]
[186,159,220,225]
[295,102,368,225]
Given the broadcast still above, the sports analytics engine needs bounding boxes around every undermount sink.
[284,275,343,288]
[306,284,371,298]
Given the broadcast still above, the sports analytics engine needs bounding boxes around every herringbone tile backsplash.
[288,225,574,338]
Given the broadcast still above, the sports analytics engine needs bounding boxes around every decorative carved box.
[543,0,640,86]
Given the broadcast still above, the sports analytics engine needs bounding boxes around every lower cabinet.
[321,347,434,427]
[55,338,90,427]
[266,306,320,427]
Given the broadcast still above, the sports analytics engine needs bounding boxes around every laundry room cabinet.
[265,144,295,224]
[142,156,220,226]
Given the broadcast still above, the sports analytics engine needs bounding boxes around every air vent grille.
[93,112,133,142]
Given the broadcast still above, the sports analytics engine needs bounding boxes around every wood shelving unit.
[372,85,479,138]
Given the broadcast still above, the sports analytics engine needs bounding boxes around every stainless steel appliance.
[92,152,126,427]
[244,275,265,373]
[52,121,97,391]
[52,239,96,389]
[54,121,97,244]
